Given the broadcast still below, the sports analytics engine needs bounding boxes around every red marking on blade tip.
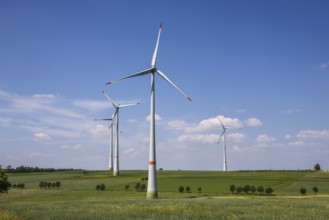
[160,23,163,29]
[106,82,112,85]
[188,97,192,102]
[149,161,156,165]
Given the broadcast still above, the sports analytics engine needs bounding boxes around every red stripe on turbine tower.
[149,161,156,165]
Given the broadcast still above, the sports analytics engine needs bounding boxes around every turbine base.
[147,190,158,199]
[113,170,119,176]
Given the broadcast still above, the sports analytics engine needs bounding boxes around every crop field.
[1,170,329,219]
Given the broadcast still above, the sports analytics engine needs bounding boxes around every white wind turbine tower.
[103,91,140,176]
[94,118,114,171]
[106,23,191,199]
[215,114,240,172]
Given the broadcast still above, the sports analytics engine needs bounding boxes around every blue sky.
[1,0,329,171]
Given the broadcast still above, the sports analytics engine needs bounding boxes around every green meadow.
[1,170,329,219]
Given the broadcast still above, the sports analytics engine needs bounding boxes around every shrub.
[100,184,105,191]
[135,183,141,192]
[244,185,251,194]
[236,186,243,194]
[265,187,273,195]
[313,186,319,195]
[197,187,202,193]
[125,185,130,191]
[186,186,191,193]
[251,185,256,194]
[300,188,306,195]
[178,186,184,193]
[257,186,264,194]
[229,185,235,194]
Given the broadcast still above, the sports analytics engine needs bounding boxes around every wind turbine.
[102,91,140,176]
[106,23,191,199]
[94,118,114,171]
[215,114,240,172]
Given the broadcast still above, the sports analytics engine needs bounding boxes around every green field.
[1,170,329,219]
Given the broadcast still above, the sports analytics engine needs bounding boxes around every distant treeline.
[237,169,314,172]
[3,165,82,173]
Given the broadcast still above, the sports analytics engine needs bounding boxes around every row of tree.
[230,184,274,195]
[178,186,202,193]
[96,184,106,191]
[300,186,319,195]
[12,183,25,189]
[2,165,79,174]
[39,181,61,189]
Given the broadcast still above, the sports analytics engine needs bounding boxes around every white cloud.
[245,118,263,127]
[185,115,242,133]
[228,133,246,142]
[0,116,12,127]
[167,120,189,131]
[288,141,306,147]
[89,125,109,138]
[178,134,219,144]
[33,133,53,141]
[256,134,276,143]
[33,93,59,98]
[235,109,247,113]
[297,130,329,139]
[146,113,162,121]
[29,152,53,158]
[73,100,110,112]
[284,134,291,139]
[282,109,302,114]
[319,61,329,69]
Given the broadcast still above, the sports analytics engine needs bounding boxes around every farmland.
[1,170,329,219]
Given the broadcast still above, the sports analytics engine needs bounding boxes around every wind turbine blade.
[106,68,153,85]
[217,131,225,144]
[118,102,140,108]
[102,91,118,109]
[112,109,118,120]
[151,23,163,67]
[215,113,225,130]
[94,118,112,121]
[156,69,192,101]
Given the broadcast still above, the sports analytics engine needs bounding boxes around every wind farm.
[106,23,191,199]
[1,1,329,219]
[101,91,139,176]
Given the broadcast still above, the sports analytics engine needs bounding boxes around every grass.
[1,170,329,219]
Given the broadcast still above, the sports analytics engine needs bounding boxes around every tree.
[135,183,141,192]
[244,185,251,194]
[300,188,306,195]
[236,186,243,194]
[52,182,56,188]
[100,184,105,191]
[0,168,11,194]
[125,185,130,191]
[55,181,61,189]
[141,184,146,192]
[265,187,273,195]
[257,186,264,194]
[178,186,184,193]
[197,187,202,193]
[96,184,101,191]
[314,163,321,171]
[251,185,256,194]
[39,181,44,189]
[313,186,319,195]
[186,186,191,193]
[230,185,236,194]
